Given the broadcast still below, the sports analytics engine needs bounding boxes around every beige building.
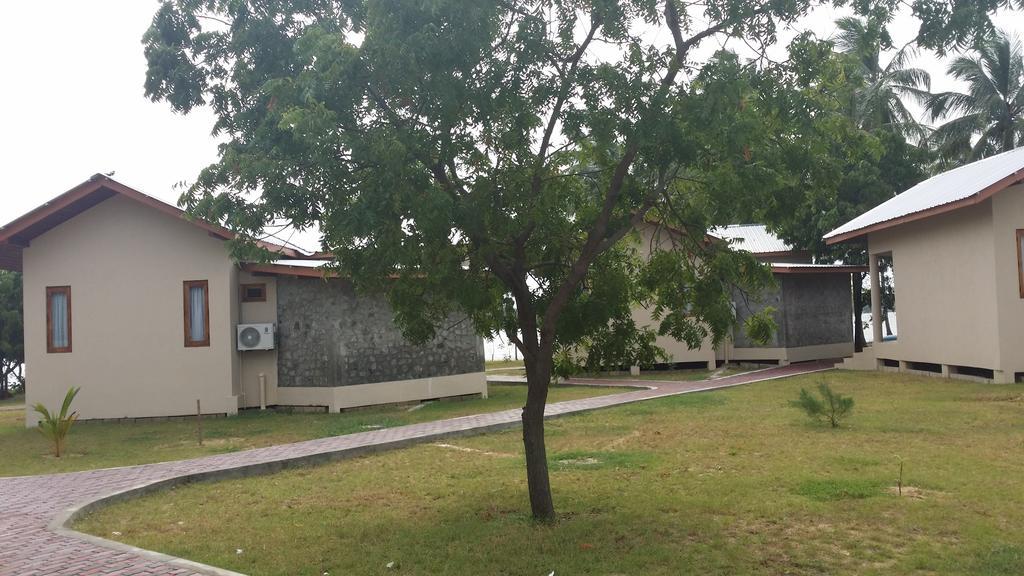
[0,175,485,426]
[631,223,862,371]
[826,146,1024,383]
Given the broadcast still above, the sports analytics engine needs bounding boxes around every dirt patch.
[41,452,87,460]
[156,437,250,450]
[430,443,515,457]
[887,485,930,499]
[602,430,642,450]
[558,457,602,466]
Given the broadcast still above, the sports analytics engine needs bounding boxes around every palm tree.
[834,15,931,140]
[832,15,930,352]
[926,29,1024,165]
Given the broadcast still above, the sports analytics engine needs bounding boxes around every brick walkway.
[0,361,832,576]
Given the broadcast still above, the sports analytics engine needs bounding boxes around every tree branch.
[531,17,602,196]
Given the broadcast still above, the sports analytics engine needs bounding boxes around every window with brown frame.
[46,286,72,353]
[1017,230,1024,298]
[240,283,267,303]
[183,280,210,347]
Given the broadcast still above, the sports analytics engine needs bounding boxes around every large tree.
[926,29,1024,165]
[0,271,24,399]
[143,0,1006,520]
[763,27,931,351]
[834,12,931,139]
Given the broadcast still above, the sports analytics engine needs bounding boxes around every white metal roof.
[269,259,329,268]
[769,262,852,268]
[824,146,1024,242]
[713,224,792,254]
[768,262,868,275]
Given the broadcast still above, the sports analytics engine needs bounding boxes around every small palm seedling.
[33,386,81,457]
[791,382,854,428]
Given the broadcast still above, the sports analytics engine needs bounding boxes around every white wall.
[23,196,238,424]
[238,271,278,407]
[869,197,1000,371]
[992,185,1024,378]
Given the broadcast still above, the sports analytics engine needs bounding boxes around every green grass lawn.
[0,392,24,407]
[485,359,526,376]
[580,366,750,382]
[485,359,525,370]
[0,383,626,477]
[75,371,1024,575]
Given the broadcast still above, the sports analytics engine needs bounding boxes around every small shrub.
[33,386,80,457]
[792,382,854,428]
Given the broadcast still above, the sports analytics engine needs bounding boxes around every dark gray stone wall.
[780,274,853,348]
[276,278,485,387]
[733,285,786,348]
[733,273,853,349]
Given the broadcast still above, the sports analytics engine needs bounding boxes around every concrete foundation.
[275,372,488,412]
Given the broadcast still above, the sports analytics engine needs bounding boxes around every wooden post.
[869,255,883,345]
[898,460,903,496]
[196,399,203,446]
[258,373,267,410]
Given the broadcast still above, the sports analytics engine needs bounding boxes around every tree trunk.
[852,273,866,353]
[0,365,9,399]
[522,356,555,522]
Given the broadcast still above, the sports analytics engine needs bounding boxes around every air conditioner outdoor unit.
[237,323,275,351]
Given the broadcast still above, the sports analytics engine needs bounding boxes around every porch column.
[869,254,883,345]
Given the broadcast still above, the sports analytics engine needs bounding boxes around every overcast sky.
[2,1,1022,254]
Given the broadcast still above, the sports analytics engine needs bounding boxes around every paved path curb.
[0,361,832,576]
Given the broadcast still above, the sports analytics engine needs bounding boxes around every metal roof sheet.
[769,262,867,274]
[269,259,328,268]
[713,224,792,254]
[824,146,1024,242]
[769,262,851,267]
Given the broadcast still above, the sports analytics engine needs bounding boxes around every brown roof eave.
[241,263,340,278]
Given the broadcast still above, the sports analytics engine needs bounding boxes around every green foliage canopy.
[140,0,1004,367]
[719,31,928,256]
[926,29,1024,165]
[835,12,931,139]
[0,271,24,398]
[142,0,816,370]
[142,0,1006,519]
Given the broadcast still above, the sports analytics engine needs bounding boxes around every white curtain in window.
[51,292,68,348]
[189,285,206,342]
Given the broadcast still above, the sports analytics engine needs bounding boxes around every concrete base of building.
[835,347,877,370]
[724,342,854,365]
[836,350,1018,384]
[275,372,488,412]
[26,396,240,428]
